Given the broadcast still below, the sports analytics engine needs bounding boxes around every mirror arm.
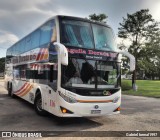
[118,49,135,72]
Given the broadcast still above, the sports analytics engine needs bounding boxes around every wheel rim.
[37,98,42,111]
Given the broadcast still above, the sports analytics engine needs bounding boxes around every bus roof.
[56,15,111,28]
[8,15,112,50]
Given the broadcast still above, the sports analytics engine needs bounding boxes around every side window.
[19,41,23,54]
[10,47,14,57]
[20,65,27,80]
[14,44,18,56]
[21,39,26,53]
[25,35,31,52]
[6,48,11,61]
[31,29,40,49]
[13,65,27,80]
[12,46,15,57]
[16,43,20,55]
[49,43,58,63]
[50,20,57,43]
[13,66,20,79]
[49,64,58,91]
[39,21,52,46]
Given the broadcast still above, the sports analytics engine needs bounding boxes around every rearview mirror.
[118,49,135,72]
[53,42,68,66]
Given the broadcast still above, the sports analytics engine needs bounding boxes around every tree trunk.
[132,57,137,88]
[132,70,136,88]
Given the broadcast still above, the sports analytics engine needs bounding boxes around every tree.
[143,30,160,79]
[118,9,159,86]
[0,57,5,74]
[89,13,108,23]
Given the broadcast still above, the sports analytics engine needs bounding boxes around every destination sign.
[67,47,118,61]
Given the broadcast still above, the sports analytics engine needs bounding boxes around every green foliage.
[121,80,132,90]
[118,9,160,80]
[122,80,160,98]
[0,57,5,73]
[89,13,108,23]
[118,9,159,58]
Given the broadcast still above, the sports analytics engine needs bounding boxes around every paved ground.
[0,80,160,140]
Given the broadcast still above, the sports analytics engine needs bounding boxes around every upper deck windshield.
[60,18,117,52]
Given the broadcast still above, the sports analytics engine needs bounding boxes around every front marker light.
[112,97,120,103]
[60,106,73,114]
[59,92,77,103]
[114,107,120,112]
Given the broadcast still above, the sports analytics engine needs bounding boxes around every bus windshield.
[60,19,117,52]
[92,24,117,51]
[61,20,94,49]
[61,58,120,89]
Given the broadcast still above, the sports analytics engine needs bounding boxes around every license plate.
[91,110,101,114]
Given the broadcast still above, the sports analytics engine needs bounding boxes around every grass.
[122,80,160,98]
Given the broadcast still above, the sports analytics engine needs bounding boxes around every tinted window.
[25,35,31,52]
[61,20,94,49]
[12,46,15,57]
[62,58,120,88]
[40,21,53,46]
[14,44,18,56]
[92,24,117,52]
[21,39,26,53]
[19,41,23,54]
[16,43,20,54]
[31,29,40,49]
[6,48,11,58]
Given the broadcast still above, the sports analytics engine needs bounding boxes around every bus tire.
[8,83,15,98]
[7,83,11,96]
[34,93,47,116]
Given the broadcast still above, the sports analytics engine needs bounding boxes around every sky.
[0,0,160,58]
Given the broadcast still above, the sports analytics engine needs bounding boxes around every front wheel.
[34,93,47,116]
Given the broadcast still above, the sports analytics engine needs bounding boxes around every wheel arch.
[34,86,45,110]
[35,88,41,97]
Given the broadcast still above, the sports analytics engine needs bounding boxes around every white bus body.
[5,15,135,117]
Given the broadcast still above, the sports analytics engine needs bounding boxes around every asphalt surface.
[0,80,160,140]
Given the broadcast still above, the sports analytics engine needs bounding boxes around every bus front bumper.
[56,98,121,117]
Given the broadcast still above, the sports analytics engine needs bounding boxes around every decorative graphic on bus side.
[11,48,49,65]
[36,48,49,61]
[13,83,33,97]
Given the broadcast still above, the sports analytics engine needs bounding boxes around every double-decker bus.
[5,15,135,117]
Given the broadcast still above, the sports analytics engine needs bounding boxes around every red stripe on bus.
[43,49,49,60]
[16,84,30,96]
[39,48,45,61]
[13,83,27,94]
[36,48,43,61]
[19,85,33,97]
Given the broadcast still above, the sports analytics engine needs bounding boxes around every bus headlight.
[59,92,77,103]
[112,97,120,103]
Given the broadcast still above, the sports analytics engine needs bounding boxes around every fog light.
[62,109,67,113]
[114,107,120,112]
[60,106,73,114]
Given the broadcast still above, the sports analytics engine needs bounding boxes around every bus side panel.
[39,84,59,115]
[12,80,34,104]
[4,63,13,90]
